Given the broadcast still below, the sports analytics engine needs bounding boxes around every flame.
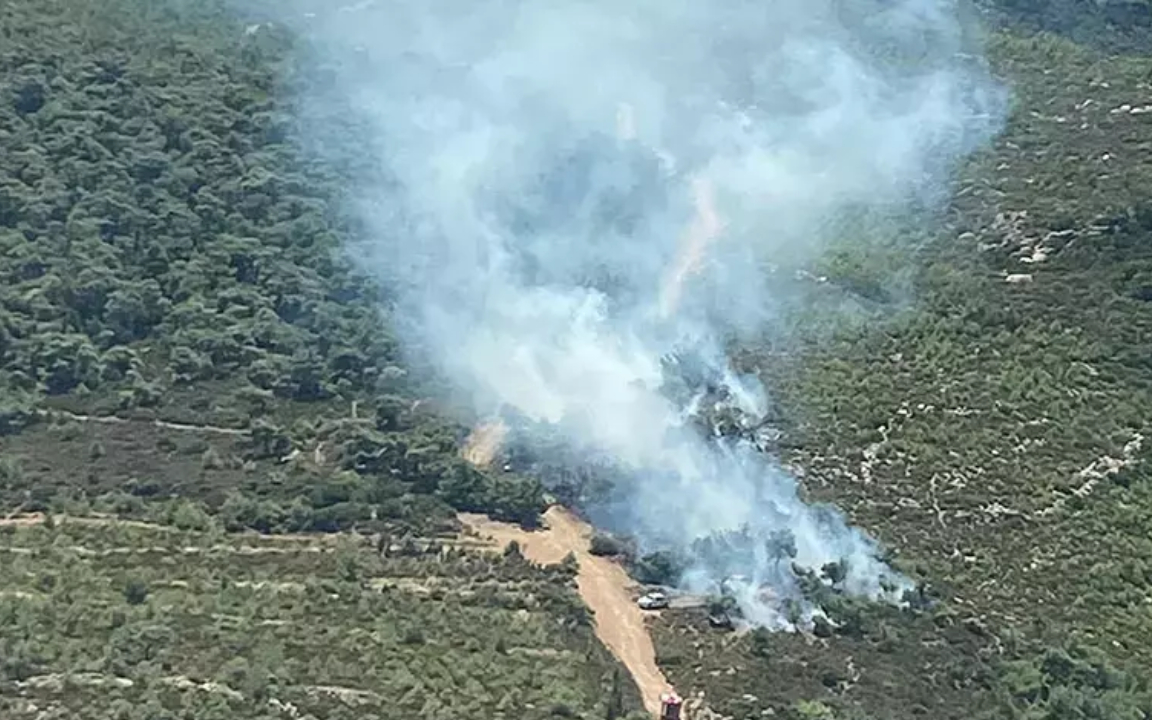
[461,418,509,468]
[658,174,723,319]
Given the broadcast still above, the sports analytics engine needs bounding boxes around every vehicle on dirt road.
[637,591,669,610]
[659,690,683,719]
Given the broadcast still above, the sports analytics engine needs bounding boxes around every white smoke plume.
[273,0,1004,626]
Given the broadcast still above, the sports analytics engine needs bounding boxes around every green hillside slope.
[655,23,1152,720]
[0,0,541,532]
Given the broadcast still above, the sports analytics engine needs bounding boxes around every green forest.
[4,0,1152,718]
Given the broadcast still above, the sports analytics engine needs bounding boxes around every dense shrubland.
[0,0,543,533]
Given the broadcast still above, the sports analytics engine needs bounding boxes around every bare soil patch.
[459,506,675,715]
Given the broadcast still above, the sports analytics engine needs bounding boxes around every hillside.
[656,22,1152,720]
[3,0,1152,719]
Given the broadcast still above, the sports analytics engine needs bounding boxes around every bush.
[218,492,285,533]
[792,700,835,720]
[123,578,149,606]
[630,551,684,586]
[167,499,213,531]
[503,540,523,559]
[749,627,773,657]
[812,615,834,638]
[589,533,625,557]
[303,501,372,532]
[401,626,425,645]
[560,551,579,575]
[0,399,36,436]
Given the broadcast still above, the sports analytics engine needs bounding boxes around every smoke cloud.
[277,0,1004,626]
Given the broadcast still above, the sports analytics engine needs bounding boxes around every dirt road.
[459,506,673,716]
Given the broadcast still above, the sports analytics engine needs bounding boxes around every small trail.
[0,513,493,551]
[14,672,386,710]
[35,409,249,436]
[0,513,346,545]
[459,506,673,716]
[0,512,172,532]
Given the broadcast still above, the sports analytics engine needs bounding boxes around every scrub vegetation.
[656,16,1152,720]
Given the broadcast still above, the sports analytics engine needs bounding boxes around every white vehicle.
[637,591,669,610]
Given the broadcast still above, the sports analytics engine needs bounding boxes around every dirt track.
[35,409,249,436]
[458,506,672,716]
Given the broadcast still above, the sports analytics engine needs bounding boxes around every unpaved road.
[459,506,673,716]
